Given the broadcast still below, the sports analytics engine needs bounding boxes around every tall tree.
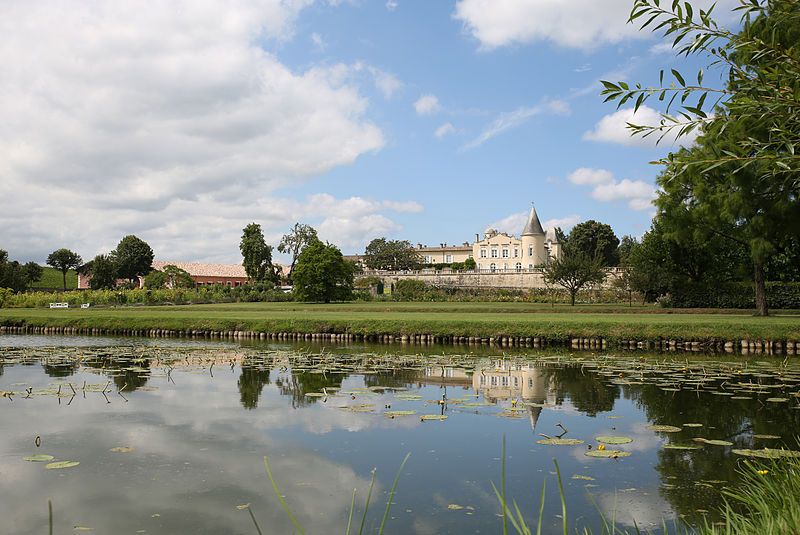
[111,236,154,284]
[567,221,620,266]
[24,262,43,288]
[278,223,318,281]
[46,248,82,290]
[88,254,118,290]
[240,223,279,284]
[0,250,32,292]
[363,238,422,271]
[293,239,355,303]
[542,247,607,306]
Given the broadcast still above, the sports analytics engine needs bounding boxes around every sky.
[0,0,739,265]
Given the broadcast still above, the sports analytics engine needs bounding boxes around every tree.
[88,254,118,290]
[617,235,639,266]
[278,223,318,282]
[363,238,421,271]
[567,220,620,266]
[0,250,31,293]
[240,223,279,284]
[24,262,43,288]
[602,0,800,177]
[162,265,195,288]
[46,248,82,290]
[292,239,355,303]
[144,270,168,289]
[463,257,477,270]
[542,248,607,306]
[111,236,154,284]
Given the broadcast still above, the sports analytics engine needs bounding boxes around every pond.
[2,335,799,534]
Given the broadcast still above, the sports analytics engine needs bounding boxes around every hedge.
[666,282,800,309]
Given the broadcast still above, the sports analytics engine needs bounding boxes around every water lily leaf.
[648,425,682,433]
[537,438,585,446]
[73,527,95,531]
[23,454,55,462]
[110,446,133,453]
[663,444,702,450]
[585,450,631,458]
[236,504,250,510]
[420,415,447,421]
[766,398,789,403]
[732,448,800,459]
[682,423,703,428]
[693,438,733,446]
[384,410,416,417]
[572,474,595,481]
[753,434,781,440]
[304,392,327,398]
[596,436,633,445]
[45,460,80,470]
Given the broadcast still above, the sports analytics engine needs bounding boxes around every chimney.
[475,233,480,242]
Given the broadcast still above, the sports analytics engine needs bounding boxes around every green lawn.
[1,301,798,342]
[28,266,78,290]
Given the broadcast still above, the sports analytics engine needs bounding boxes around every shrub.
[667,282,800,309]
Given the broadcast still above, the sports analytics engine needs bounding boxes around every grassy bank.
[28,267,78,290]
[1,302,799,343]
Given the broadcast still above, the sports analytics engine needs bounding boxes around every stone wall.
[366,268,625,290]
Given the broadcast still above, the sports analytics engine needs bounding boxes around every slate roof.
[521,206,545,236]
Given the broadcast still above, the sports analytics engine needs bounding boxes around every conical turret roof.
[521,205,545,236]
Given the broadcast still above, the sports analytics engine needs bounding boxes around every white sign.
[81,303,90,309]
[49,302,69,309]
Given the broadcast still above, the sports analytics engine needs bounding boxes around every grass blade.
[247,506,263,535]
[502,435,508,535]
[346,488,357,535]
[358,468,377,535]
[263,456,305,535]
[536,478,546,535]
[378,452,410,535]
[553,459,567,535]
[48,500,53,535]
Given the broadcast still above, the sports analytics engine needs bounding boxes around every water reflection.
[3,340,800,534]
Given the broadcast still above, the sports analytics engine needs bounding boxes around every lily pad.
[537,438,585,446]
[585,450,631,458]
[384,410,416,417]
[766,398,789,403]
[110,446,133,453]
[732,448,800,459]
[571,474,595,481]
[23,454,55,462]
[447,504,464,510]
[648,425,682,433]
[420,415,447,421]
[753,434,781,440]
[663,444,702,451]
[45,460,80,470]
[693,438,733,446]
[682,423,703,428]
[596,436,633,445]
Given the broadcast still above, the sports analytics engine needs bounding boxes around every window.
[514,377,519,387]
[491,249,498,258]
[480,249,487,258]
[503,263,508,271]
[445,254,452,263]
[528,379,533,387]
[528,264,534,269]
[513,249,519,257]
[528,247,534,257]
[490,263,496,272]
[424,255,432,263]
[502,249,509,258]
[515,263,522,272]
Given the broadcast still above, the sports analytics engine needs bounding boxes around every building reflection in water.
[419,360,555,433]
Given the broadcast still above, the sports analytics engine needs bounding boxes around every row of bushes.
[387,279,634,304]
[0,283,291,308]
[661,282,800,309]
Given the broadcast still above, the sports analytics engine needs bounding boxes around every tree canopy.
[363,238,421,271]
[0,250,41,292]
[111,235,154,283]
[46,248,82,290]
[278,223,318,281]
[567,220,620,266]
[292,239,355,303]
[240,223,279,284]
[87,254,118,290]
[542,247,607,306]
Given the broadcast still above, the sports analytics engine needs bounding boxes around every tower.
[520,205,546,267]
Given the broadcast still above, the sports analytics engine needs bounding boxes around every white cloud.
[434,122,457,138]
[369,67,402,99]
[568,168,656,211]
[0,0,393,262]
[568,168,614,186]
[311,32,326,50]
[414,94,441,115]
[386,0,398,11]
[583,105,701,148]
[453,0,738,50]
[649,41,675,55]
[462,99,569,150]
[543,215,581,231]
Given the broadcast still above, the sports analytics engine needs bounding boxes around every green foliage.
[111,235,154,283]
[46,248,82,290]
[162,265,195,288]
[278,223,318,280]
[0,250,35,292]
[28,267,78,290]
[463,257,477,270]
[567,221,620,266]
[144,270,168,289]
[392,279,430,300]
[292,239,354,303]
[240,223,279,284]
[354,276,382,289]
[663,282,800,309]
[88,254,119,290]
[363,238,422,271]
[543,249,607,306]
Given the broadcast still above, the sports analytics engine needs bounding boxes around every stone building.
[472,206,561,272]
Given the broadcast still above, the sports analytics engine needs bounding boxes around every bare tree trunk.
[62,270,67,291]
[753,260,768,317]
[570,288,577,306]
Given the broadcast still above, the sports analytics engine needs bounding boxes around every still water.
[2,335,799,534]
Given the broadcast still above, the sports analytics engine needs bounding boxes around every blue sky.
[0,0,736,263]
